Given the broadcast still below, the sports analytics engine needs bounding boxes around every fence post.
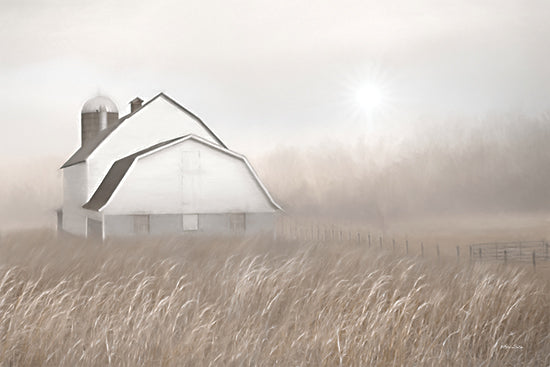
[436,244,440,260]
[532,251,536,270]
[546,242,549,260]
[392,239,395,251]
[469,245,472,261]
[456,246,460,262]
[368,233,371,247]
[479,248,482,260]
[406,239,409,255]
[357,232,361,244]
[504,250,507,264]
[379,236,383,249]
[421,242,424,257]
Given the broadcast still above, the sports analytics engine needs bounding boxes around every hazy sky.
[1,0,549,160]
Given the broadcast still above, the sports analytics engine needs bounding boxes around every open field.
[0,230,548,366]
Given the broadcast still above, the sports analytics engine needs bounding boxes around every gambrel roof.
[61,93,226,168]
[82,135,283,212]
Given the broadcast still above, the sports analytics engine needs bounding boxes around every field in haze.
[0,230,548,366]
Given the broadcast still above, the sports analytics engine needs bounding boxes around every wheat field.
[0,230,548,366]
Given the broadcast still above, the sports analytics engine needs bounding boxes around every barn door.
[229,213,245,233]
[134,215,150,235]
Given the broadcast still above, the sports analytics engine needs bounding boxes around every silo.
[81,96,119,146]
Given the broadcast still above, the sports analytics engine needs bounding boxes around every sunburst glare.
[340,63,397,125]
[355,82,388,116]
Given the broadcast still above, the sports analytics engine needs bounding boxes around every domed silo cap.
[82,96,118,114]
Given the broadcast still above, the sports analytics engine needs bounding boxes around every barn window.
[183,214,199,231]
[133,215,150,234]
[229,213,245,233]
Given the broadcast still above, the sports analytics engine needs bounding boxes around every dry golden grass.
[0,230,548,366]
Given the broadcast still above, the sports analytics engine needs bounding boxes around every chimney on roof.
[130,97,144,113]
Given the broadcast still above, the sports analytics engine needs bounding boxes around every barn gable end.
[83,135,281,214]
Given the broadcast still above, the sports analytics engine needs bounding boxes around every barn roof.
[61,93,226,169]
[82,135,282,212]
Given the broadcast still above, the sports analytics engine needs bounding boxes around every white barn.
[58,93,282,238]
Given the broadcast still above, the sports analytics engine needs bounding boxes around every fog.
[255,113,550,227]
[2,112,550,232]
[258,115,550,228]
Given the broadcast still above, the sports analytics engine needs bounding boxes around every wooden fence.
[275,218,461,261]
[275,217,550,268]
[470,241,549,266]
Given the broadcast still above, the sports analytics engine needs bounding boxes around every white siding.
[87,96,222,200]
[62,208,87,235]
[245,213,276,234]
[198,213,275,234]
[61,164,88,236]
[102,139,276,215]
[104,215,134,236]
[150,214,183,234]
[62,164,88,209]
[103,213,276,237]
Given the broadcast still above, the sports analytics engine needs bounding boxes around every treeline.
[257,113,550,223]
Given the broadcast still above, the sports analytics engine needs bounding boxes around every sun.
[354,82,388,116]
[340,63,396,122]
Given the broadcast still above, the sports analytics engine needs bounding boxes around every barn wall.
[200,213,275,234]
[87,218,103,239]
[61,164,89,235]
[104,215,134,236]
[87,96,222,199]
[102,213,276,237]
[198,214,228,233]
[150,214,183,234]
[245,213,276,234]
[103,139,276,215]
[62,164,88,208]
[62,208,87,236]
